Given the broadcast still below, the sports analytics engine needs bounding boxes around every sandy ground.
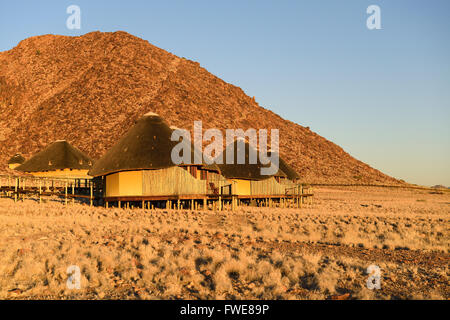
[0,186,448,300]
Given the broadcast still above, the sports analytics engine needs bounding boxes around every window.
[189,166,198,178]
[200,170,208,180]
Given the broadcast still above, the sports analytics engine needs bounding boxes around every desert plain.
[0,186,448,300]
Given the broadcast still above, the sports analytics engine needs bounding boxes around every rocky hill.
[0,31,402,184]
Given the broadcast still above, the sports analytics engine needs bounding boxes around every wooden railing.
[0,174,96,205]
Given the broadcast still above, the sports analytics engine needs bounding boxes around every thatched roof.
[268,151,300,181]
[216,140,286,180]
[15,140,93,172]
[8,153,25,165]
[89,113,214,177]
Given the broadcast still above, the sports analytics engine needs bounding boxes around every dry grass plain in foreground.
[0,186,448,300]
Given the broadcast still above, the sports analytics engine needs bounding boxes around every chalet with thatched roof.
[15,140,93,179]
[268,151,300,183]
[89,113,225,202]
[216,140,289,197]
[8,153,25,170]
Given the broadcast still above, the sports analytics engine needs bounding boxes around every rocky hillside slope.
[0,31,401,184]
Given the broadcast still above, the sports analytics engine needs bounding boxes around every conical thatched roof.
[16,140,93,172]
[268,151,300,181]
[89,113,211,177]
[8,153,25,165]
[216,140,286,180]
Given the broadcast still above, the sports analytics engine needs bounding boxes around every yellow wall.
[119,171,143,196]
[106,173,120,197]
[231,179,251,196]
[27,169,91,179]
[106,171,143,197]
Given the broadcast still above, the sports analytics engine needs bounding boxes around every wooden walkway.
[103,185,314,211]
[0,174,95,205]
[0,174,313,211]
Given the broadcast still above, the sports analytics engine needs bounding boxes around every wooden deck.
[0,174,313,211]
[0,174,96,205]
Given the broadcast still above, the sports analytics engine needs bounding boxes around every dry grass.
[0,186,448,300]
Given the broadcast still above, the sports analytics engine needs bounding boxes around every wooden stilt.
[299,185,303,208]
[72,182,75,205]
[90,182,93,207]
[14,178,17,202]
[65,181,68,205]
[39,180,42,204]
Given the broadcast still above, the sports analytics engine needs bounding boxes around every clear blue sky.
[1,0,449,186]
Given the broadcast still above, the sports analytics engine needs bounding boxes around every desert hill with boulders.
[0,31,402,184]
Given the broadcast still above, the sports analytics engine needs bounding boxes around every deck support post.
[72,182,75,205]
[14,178,18,203]
[90,182,93,207]
[39,180,42,204]
[64,181,68,206]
